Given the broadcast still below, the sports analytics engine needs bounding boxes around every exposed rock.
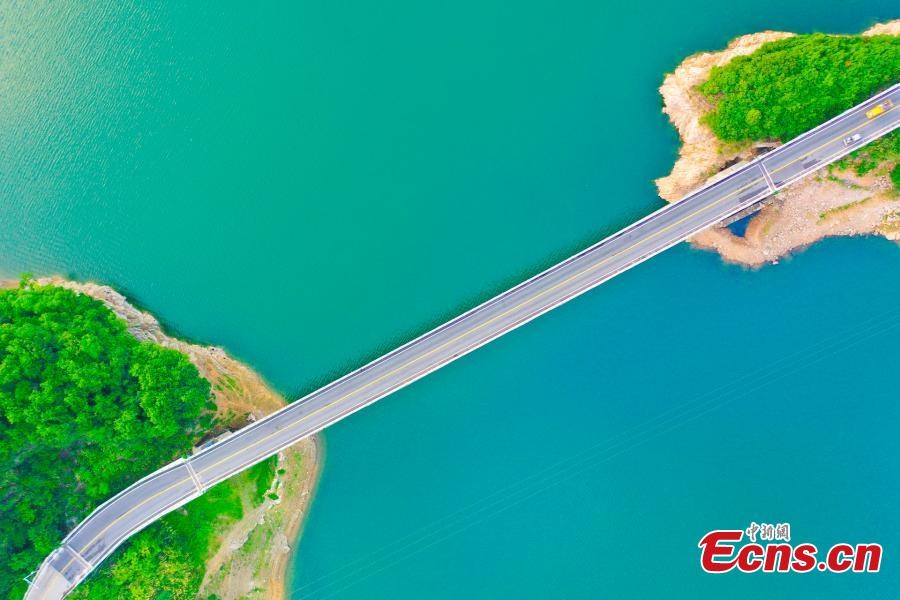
[863,20,900,36]
[656,30,794,201]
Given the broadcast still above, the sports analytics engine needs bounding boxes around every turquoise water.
[1,1,898,598]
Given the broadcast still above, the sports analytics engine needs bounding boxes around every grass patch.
[219,374,241,393]
[819,197,872,222]
[832,131,900,177]
[246,455,278,507]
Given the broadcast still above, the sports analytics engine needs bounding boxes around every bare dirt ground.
[656,21,900,267]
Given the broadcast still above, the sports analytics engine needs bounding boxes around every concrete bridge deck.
[26,83,900,599]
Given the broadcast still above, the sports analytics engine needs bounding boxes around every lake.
[1,1,897,598]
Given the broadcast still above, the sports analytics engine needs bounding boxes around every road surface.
[26,83,900,599]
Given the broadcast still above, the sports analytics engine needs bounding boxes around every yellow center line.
[49,100,896,594]
[767,103,897,175]
[43,471,196,598]
[193,186,763,473]
[62,170,758,579]
[189,102,897,480]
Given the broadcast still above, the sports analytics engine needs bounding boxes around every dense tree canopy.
[0,280,209,599]
[699,34,900,141]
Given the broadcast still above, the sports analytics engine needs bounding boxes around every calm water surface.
[1,1,898,598]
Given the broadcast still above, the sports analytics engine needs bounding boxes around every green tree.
[0,281,210,598]
[699,34,900,141]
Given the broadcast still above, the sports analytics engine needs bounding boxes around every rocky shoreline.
[1,277,319,600]
[656,21,900,267]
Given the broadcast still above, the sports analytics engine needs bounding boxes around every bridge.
[26,83,900,599]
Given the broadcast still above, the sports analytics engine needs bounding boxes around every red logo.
[698,524,881,573]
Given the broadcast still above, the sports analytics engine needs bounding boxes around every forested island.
[1,278,318,600]
[658,21,900,264]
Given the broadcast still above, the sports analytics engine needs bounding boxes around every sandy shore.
[1,277,320,600]
[656,21,900,267]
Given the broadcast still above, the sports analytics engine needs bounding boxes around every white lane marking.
[759,162,776,193]
[183,460,205,493]
[63,545,92,570]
